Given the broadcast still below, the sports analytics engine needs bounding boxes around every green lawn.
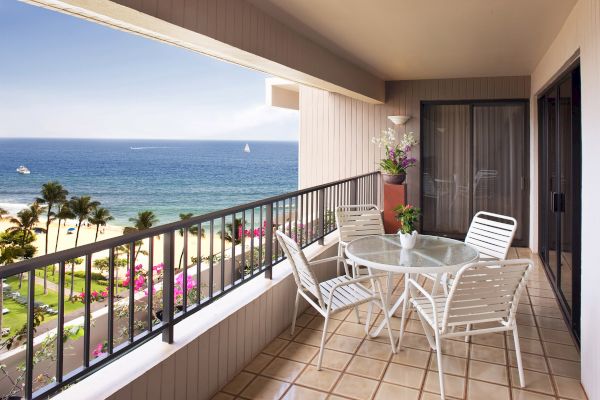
[34,268,118,294]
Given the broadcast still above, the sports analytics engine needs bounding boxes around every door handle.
[551,192,565,212]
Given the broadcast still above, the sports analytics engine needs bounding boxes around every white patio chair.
[276,231,396,370]
[335,204,384,277]
[403,259,533,399]
[425,211,518,294]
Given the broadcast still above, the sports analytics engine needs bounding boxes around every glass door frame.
[419,99,530,247]
[537,61,581,342]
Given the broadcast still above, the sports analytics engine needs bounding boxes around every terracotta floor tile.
[211,393,235,400]
[346,355,388,380]
[428,353,467,377]
[240,376,290,400]
[244,353,274,374]
[543,342,580,361]
[356,339,394,361]
[439,340,469,358]
[471,333,506,348]
[222,371,255,395]
[309,349,353,371]
[469,360,509,385]
[279,342,319,363]
[281,384,327,400]
[553,375,588,399]
[399,332,431,351]
[263,338,290,356]
[308,317,343,332]
[548,357,581,379]
[511,388,556,400]
[337,321,368,339]
[391,347,430,369]
[382,363,425,389]
[373,382,420,400]
[509,367,555,395]
[508,351,549,373]
[261,357,306,382]
[467,379,510,400]
[539,328,575,346]
[295,365,341,392]
[536,316,568,331]
[508,337,544,356]
[294,328,330,347]
[470,344,507,365]
[423,370,466,399]
[332,373,379,400]
[325,334,363,354]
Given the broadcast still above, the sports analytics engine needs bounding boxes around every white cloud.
[0,91,299,141]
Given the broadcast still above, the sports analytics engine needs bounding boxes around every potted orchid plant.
[372,128,418,184]
[394,204,421,249]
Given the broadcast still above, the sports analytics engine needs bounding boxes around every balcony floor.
[214,248,586,400]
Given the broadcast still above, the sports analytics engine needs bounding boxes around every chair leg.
[290,291,300,336]
[434,331,446,400]
[397,275,409,351]
[364,301,373,336]
[374,279,397,354]
[464,323,471,343]
[512,325,526,388]
[317,315,330,370]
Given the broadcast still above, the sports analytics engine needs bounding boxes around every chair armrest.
[406,278,439,326]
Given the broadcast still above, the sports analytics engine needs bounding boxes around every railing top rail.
[0,171,379,278]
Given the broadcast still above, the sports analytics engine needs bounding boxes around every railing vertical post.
[318,188,325,245]
[25,271,35,400]
[374,172,381,209]
[265,204,273,279]
[162,231,175,344]
[350,178,358,204]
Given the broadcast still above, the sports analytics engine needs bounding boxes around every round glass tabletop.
[345,234,479,273]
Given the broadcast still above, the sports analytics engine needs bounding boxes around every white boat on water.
[244,143,251,153]
[16,165,30,175]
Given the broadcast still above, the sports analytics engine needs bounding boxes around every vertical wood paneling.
[197,331,210,399]
[161,355,176,400]
[299,76,530,207]
[146,365,162,400]
[174,346,187,399]
[186,340,199,399]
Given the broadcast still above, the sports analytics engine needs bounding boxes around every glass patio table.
[345,234,479,341]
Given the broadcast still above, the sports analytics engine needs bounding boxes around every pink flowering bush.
[92,341,108,358]
[70,289,108,304]
[237,220,268,239]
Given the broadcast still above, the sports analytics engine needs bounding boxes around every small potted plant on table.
[372,128,418,184]
[394,204,421,249]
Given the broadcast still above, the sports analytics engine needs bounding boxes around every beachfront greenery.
[37,181,69,294]
[54,201,75,253]
[68,195,100,298]
[0,207,8,220]
[128,210,158,261]
[89,207,114,242]
[177,213,205,269]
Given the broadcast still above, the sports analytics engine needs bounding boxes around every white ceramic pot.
[398,230,418,249]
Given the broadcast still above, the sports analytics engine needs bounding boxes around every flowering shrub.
[237,220,268,239]
[70,289,108,304]
[372,128,418,175]
[394,204,421,234]
[122,264,146,292]
[92,341,108,358]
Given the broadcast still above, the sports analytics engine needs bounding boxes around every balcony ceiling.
[247,0,577,80]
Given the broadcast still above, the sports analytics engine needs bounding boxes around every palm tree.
[67,196,100,298]
[37,181,68,293]
[54,202,75,253]
[128,211,158,262]
[89,207,113,242]
[0,208,8,220]
[7,203,44,287]
[177,213,205,269]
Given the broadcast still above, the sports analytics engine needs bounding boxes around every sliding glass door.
[539,64,581,341]
[421,100,529,245]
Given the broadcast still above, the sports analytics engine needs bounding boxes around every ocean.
[0,139,298,226]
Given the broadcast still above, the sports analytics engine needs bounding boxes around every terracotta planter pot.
[382,173,406,185]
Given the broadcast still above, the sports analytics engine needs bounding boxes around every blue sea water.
[0,139,298,225]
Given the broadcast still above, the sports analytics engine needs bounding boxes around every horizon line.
[0,136,299,143]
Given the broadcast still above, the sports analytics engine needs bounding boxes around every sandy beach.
[0,216,243,271]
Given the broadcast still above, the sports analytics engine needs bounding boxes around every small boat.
[16,165,30,175]
[244,143,251,153]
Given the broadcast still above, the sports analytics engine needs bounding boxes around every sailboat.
[244,143,251,153]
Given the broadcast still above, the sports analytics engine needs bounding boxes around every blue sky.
[0,1,298,141]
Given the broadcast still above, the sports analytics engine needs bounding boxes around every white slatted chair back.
[335,204,384,245]
[276,230,326,308]
[465,211,517,260]
[441,259,533,333]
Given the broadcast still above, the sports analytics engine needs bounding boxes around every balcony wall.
[298,77,530,206]
[53,235,340,400]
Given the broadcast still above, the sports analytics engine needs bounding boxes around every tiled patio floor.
[214,248,587,400]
